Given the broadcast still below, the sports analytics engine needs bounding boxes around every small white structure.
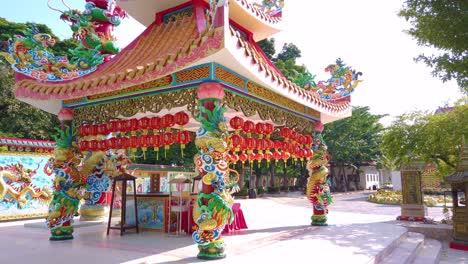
[390,171,402,191]
[359,166,381,190]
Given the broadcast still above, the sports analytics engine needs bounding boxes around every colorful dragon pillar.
[192,82,238,260]
[306,122,332,226]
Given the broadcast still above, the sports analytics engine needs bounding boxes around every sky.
[0,0,464,126]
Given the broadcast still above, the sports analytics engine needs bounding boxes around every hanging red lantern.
[98,140,108,151]
[89,125,98,136]
[79,125,88,137]
[230,134,244,152]
[264,123,274,138]
[290,130,299,143]
[264,151,273,161]
[274,140,283,150]
[174,131,191,156]
[255,123,265,138]
[243,120,255,137]
[265,139,275,150]
[138,117,150,134]
[129,119,139,135]
[245,137,257,154]
[138,135,150,159]
[305,135,313,147]
[230,153,239,164]
[162,132,174,158]
[280,127,291,140]
[108,137,118,150]
[106,121,116,134]
[282,141,291,153]
[97,124,107,136]
[129,136,139,156]
[281,151,291,161]
[248,153,256,161]
[150,134,161,160]
[256,138,266,152]
[121,120,131,134]
[78,140,88,151]
[121,137,130,149]
[273,151,282,161]
[229,116,244,131]
[150,116,162,133]
[298,135,307,147]
[162,114,175,131]
[89,140,99,151]
[239,153,248,165]
[115,120,125,133]
[174,111,190,129]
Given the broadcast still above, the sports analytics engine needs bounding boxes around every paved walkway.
[0,192,464,264]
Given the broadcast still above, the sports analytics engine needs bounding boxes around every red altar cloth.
[181,203,248,234]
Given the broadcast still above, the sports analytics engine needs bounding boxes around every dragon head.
[32,33,56,48]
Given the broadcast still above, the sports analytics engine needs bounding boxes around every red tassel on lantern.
[174,131,191,157]
[151,134,161,160]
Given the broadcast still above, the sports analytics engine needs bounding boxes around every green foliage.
[324,106,384,166]
[381,102,468,176]
[276,43,301,63]
[399,1,468,93]
[257,38,276,60]
[0,67,60,140]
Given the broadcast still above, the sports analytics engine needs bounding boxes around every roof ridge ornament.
[302,58,363,101]
[0,0,127,82]
[254,0,284,16]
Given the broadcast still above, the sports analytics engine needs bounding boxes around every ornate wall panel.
[175,66,210,83]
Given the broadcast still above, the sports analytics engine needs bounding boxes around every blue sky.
[0,0,464,126]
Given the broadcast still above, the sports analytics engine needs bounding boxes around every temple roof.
[14,7,350,123]
[15,15,223,101]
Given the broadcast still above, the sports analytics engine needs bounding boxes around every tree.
[257,38,276,60]
[276,43,301,63]
[324,106,384,192]
[381,101,468,176]
[399,1,468,93]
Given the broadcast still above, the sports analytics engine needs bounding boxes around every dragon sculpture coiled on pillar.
[192,95,239,259]
[306,122,332,226]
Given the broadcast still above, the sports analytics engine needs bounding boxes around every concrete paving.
[0,192,464,264]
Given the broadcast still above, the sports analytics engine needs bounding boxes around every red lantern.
[264,151,273,161]
[255,123,265,137]
[230,154,239,163]
[264,123,274,138]
[89,140,99,151]
[256,138,266,151]
[129,119,139,135]
[245,137,257,153]
[151,134,161,147]
[120,137,129,149]
[231,134,244,152]
[162,114,175,130]
[89,125,98,136]
[248,153,256,161]
[139,135,150,159]
[174,131,191,156]
[274,140,283,150]
[97,124,107,136]
[273,151,281,160]
[129,136,139,148]
[305,135,313,146]
[122,120,132,133]
[78,140,88,151]
[239,153,248,164]
[281,151,291,161]
[305,148,313,160]
[243,120,255,136]
[174,111,190,129]
[280,127,291,140]
[79,125,88,137]
[150,116,162,132]
[229,116,244,131]
[298,135,307,146]
[290,130,299,143]
[106,121,116,134]
[282,142,291,153]
[265,139,275,150]
[115,120,125,133]
[98,140,108,151]
[162,132,174,158]
[108,137,118,150]
[138,117,150,134]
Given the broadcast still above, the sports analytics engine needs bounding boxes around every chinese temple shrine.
[1,0,362,259]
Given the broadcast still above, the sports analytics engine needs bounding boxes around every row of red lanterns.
[230,135,313,153]
[79,111,190,137]
[225,148,313,164]
[78,131,191,153]
[229,116,274,138]
[279,127,313,145]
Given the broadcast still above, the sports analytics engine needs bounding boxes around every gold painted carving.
[223,91,315,134]
[63,97,84,105]
[74,89,198,125]
[86,75,173,101]
[247,81,307,114]
[175,66,210,83]
[164,8,193,23]
[215,66,246,88]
